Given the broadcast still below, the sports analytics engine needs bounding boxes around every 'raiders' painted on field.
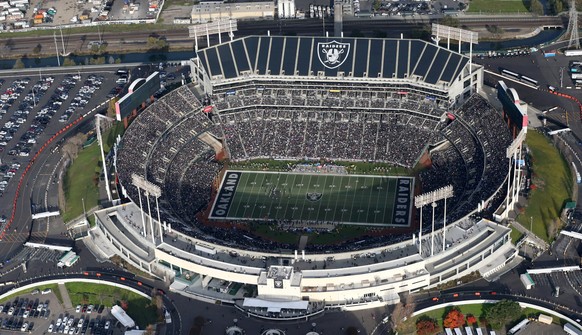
[318,40,351,69]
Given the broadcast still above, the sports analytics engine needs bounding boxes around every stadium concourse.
[92,35,521,316]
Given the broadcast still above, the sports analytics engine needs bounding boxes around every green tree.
[32,43,42,54]
[63,57,77,66]
[147,36,168,50]
[530,0,544,15]
[484,300,522,329]
[13,58,24,69]
[439,15,460,28]
[372,0,381,12]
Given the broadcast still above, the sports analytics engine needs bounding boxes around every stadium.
[93,36,520,316]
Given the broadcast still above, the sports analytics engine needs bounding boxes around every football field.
[209,171,414,226]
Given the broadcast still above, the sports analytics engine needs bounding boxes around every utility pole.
[53,32,60,66]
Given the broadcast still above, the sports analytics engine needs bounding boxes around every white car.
[21,322,28,332]
[64,325,69,334]
[68,327,75,335]
[56,318,62,327]
[75,305,81,313]
[67,318,74,327]
[23,310,30,318]
[77,318,83,328]
[87,305,93,314]
[104,320,110,330]
[37,304,43,312]
[48,324,54,333]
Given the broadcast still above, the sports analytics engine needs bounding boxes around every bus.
[226,89,236,96]
[564,323,582,335]
[572,162,581,184]
[520,75,539,88]
[501,69,519,78]
[508,319,530,334]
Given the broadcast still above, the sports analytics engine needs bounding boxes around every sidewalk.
[58,282,73,310]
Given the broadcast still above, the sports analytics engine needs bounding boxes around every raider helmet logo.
[318,40,350,69]
[306,192,323,202]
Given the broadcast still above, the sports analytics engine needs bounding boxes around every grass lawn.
[510,225,524,244]
[0,284,61,304]
[62,143,100,222]
[517,130,572,242]
[61,123,125,223]
[414,304,560,330]
[65,283,157,328]
[467,0,530,13]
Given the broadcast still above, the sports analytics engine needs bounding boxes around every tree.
[439,15,459,28]
[33,43,42,54]
[147,36,168,50]
[529,0,544,15]
[484,300,522,329]
[372,0,381,12]
[443,308,465,328]
[467,315,477,325]
[13,58,25,69]
[416,318,438,335]
[63,57,77,66]
[392,294,416,333]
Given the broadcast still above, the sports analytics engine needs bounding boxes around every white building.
[191,0,274,23]
[277,0,295,18]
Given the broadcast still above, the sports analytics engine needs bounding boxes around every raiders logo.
[317,40,351,69]
[306,192,323,202]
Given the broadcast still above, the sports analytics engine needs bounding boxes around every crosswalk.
[0,231,46,243]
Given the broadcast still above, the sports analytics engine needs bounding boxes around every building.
[89,36,520,316]
[277,0,295,18]
[191,1,274,23]
[111,305,136,328]
[57,250,79,268]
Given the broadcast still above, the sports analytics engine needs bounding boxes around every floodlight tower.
[566,0,580,49]
[131,174,163,244]
[414,185,454,257]
[95,114,114,203]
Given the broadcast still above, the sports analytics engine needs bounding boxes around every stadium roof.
[196,36,469,85]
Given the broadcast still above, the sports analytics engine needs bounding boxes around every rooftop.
[196,36,469,85]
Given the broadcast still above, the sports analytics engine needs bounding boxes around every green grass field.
[65,283,157,328]
[467,0,530,13]
[413,304,557,330]
[210,171,414,226]
[517,130,572,242]
[62,123,124,222]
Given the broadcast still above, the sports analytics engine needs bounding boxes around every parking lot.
[0,72,113,201]
[0,290,123,335]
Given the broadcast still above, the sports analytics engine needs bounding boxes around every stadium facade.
[96,36,522,317]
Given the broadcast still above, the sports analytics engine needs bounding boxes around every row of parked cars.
[1,76,55,159]
[0,73,106,200]
[0,297,52,332]
[60,74,105,123]
[50,315,112,335]
[0,297,51,317]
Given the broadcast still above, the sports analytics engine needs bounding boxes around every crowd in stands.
[419,95,512,226]
[218,109,437,168]
[116,81,512,253]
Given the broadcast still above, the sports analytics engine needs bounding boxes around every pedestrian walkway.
[58,283,73,310]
